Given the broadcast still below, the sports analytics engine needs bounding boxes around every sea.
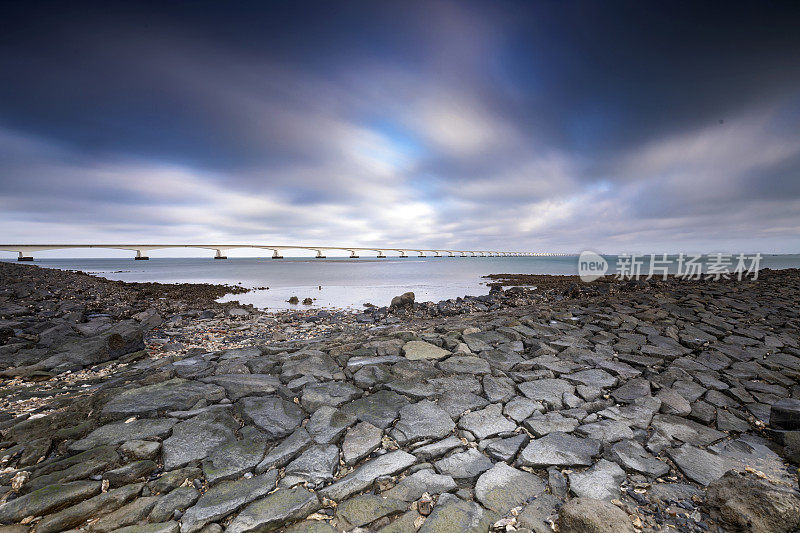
[3,254,799,312]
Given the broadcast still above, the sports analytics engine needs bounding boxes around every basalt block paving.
[4,264,800,533]
[101,379,226,420]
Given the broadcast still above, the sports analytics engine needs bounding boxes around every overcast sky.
[1,0,799,255]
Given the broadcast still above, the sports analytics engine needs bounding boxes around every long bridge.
[0,244,569,261]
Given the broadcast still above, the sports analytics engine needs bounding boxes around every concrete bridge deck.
[0,244,569,261]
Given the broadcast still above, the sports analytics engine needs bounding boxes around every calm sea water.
[3,254,799,311]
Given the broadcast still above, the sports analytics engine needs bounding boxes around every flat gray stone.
[319,450,416,501]
[576,420,634,444]
[438,356,490,375]
[402,341,450,360]
[0,480,101,525]
[391,400,455,444]
[113,522,179,533]
[458,404,517,440]
[226,487,320,533]
[524,412,578,437]
[437,391,489,419]
[342,422,382,465]
[475,462,546,514]
[70,418,178,452]
[517,494,561,533]
[418,493,497,533]
[564,369,618,389]
[568,459,626,500]
[485,434,529,462]
[384,469,457,501]
[667,444,728,486]
[162,412,238,470]
[610,440,670,477]
[300,381,362,411]
[335,494,406,529]
[255,428,312,474]
[610,378,651,403]
[284,445,339,486]
[102,379,225,420]
[150,487,200,522]
[434,448,494,480]
[179,471,278,533]
[518,379,575,410]
[282,352,343,381]
[306,406,356,445]
[35,483,143,533]
[558,498,635,533]
[504,398,543,423]
[412,436,463,460]
[657,388,692,416]
[202,437,269,484]
[341,390,409,429]
[652,414,726,446]
[237,396,306,440]
[517,432,600,467]
[200,374,283,401]
[482,375,516,403]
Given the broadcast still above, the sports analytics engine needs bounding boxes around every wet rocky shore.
[2,261,800,532]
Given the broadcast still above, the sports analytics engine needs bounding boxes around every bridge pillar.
[134,250,149,260]
[417,251,426,257]
[377,251,386,258]
[314,250,326,258]
[17,252,33,261]
[434,251,441,257]
[399,251,408,257]
[214,249,227,259]
[271,250,283,259]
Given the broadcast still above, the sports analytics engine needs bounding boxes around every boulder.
[705,470,800,533]
[558,498,635,533]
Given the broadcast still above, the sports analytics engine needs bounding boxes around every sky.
[1,0,799,256]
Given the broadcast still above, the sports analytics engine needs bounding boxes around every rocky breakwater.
[1,266,800,532]
[0,262,249,380]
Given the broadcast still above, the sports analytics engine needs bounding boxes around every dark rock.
[150,487,200,523]
[237,396,305,440]
[226,486,320,533]
[391,400,455,444]
[558,497,635,533]
[103,460,158,487]
[517,432,600,468]
[162,412,238,469]
[0,480,101,524]
[770,398,800,430]
[101,379,225,420]
[568,459,626,501]
[35,483,143,533]
[342,421,382,465]
[202,437,269,484]
[179,471,279,533]
[70,418,178,452]
[417,493,497,533]
[433,448,493,480]
[255,428,312,474]
[335,494,406,529]
[384,469,457,501]
[705,470,800,533]
[475,462,545,514]
[341,390,409,429]
[319,450,416,501]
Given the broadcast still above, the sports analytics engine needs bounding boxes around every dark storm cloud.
[1,0,799,253]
